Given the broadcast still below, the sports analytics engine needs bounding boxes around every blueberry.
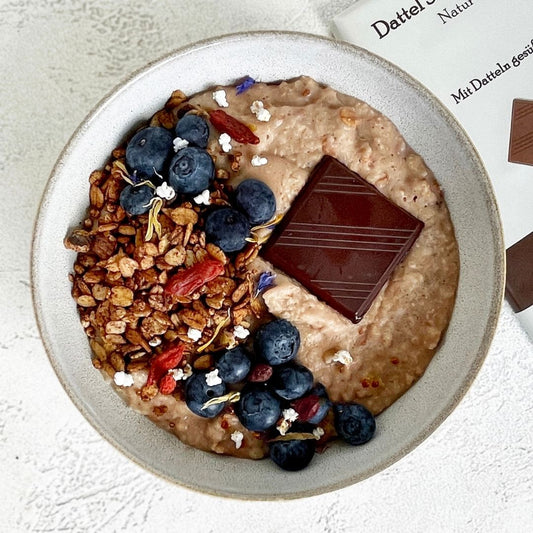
[215,346,251,384]
[310,382,328,398]
[168,146,214,195]
[269,438,316,471]
[119,184,154,215]
[269,424,316,471]
[271,363,313,400]
[175,114,210,149]
[235,384,281,432]
[234,178,276,225]
[254,319,300,366]
[334,403,376,445]
[204,208,250,253]
[185,371,226,418]
[307,398,331,424]
[126,126,174,180]
[306,384,332,424]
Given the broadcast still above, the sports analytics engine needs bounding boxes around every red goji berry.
[146,343,185,387]
[248,363,273,383]
[208,110,260,144]
[164,258,225,297]
[291,395,320,422]
[159,374,177,395]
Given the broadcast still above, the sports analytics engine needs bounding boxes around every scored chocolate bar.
[262,156,424,323]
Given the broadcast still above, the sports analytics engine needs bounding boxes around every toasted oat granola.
[65,90,270,402]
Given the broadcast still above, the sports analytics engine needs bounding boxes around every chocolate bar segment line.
[277,223,413,252]
[261,155,424,323]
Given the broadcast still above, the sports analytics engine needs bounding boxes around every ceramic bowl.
[32,31,504,499]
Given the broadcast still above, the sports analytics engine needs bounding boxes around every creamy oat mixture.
[67,76,459,460]
[192,77,458,414]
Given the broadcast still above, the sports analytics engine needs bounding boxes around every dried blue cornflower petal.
[114,160,143,186]
[256,271,276,297]
[236,76,256,95]
[130,170,144,185]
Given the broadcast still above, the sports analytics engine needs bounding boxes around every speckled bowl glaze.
[32,31,504,499]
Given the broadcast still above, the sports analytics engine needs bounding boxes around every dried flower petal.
[246,213,284,244]
[235,76,255,95]
[196,311,231,353]
[145,197,164,241]
[115,160,155,188]
[269,432,320,443]
[255,271,276,297]
[202,390,240,410]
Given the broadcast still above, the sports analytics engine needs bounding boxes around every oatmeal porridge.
[65,76,459,470]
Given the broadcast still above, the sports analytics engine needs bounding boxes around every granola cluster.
[65,92,268,403]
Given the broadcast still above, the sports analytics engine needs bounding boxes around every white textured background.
[1,1,532,531]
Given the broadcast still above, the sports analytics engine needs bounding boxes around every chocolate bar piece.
[508,99,533,166]
[506,231,533,313]
[262,156,424,322]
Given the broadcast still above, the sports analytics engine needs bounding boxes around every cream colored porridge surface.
[110,76,458,458]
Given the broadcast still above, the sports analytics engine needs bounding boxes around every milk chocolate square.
[262,156,424,322]
[508,99,533,166]
[506,232,533,313]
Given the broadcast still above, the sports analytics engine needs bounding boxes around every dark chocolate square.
[506,231,533,313]
[508,99,533,166]
[262,156,424,322]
